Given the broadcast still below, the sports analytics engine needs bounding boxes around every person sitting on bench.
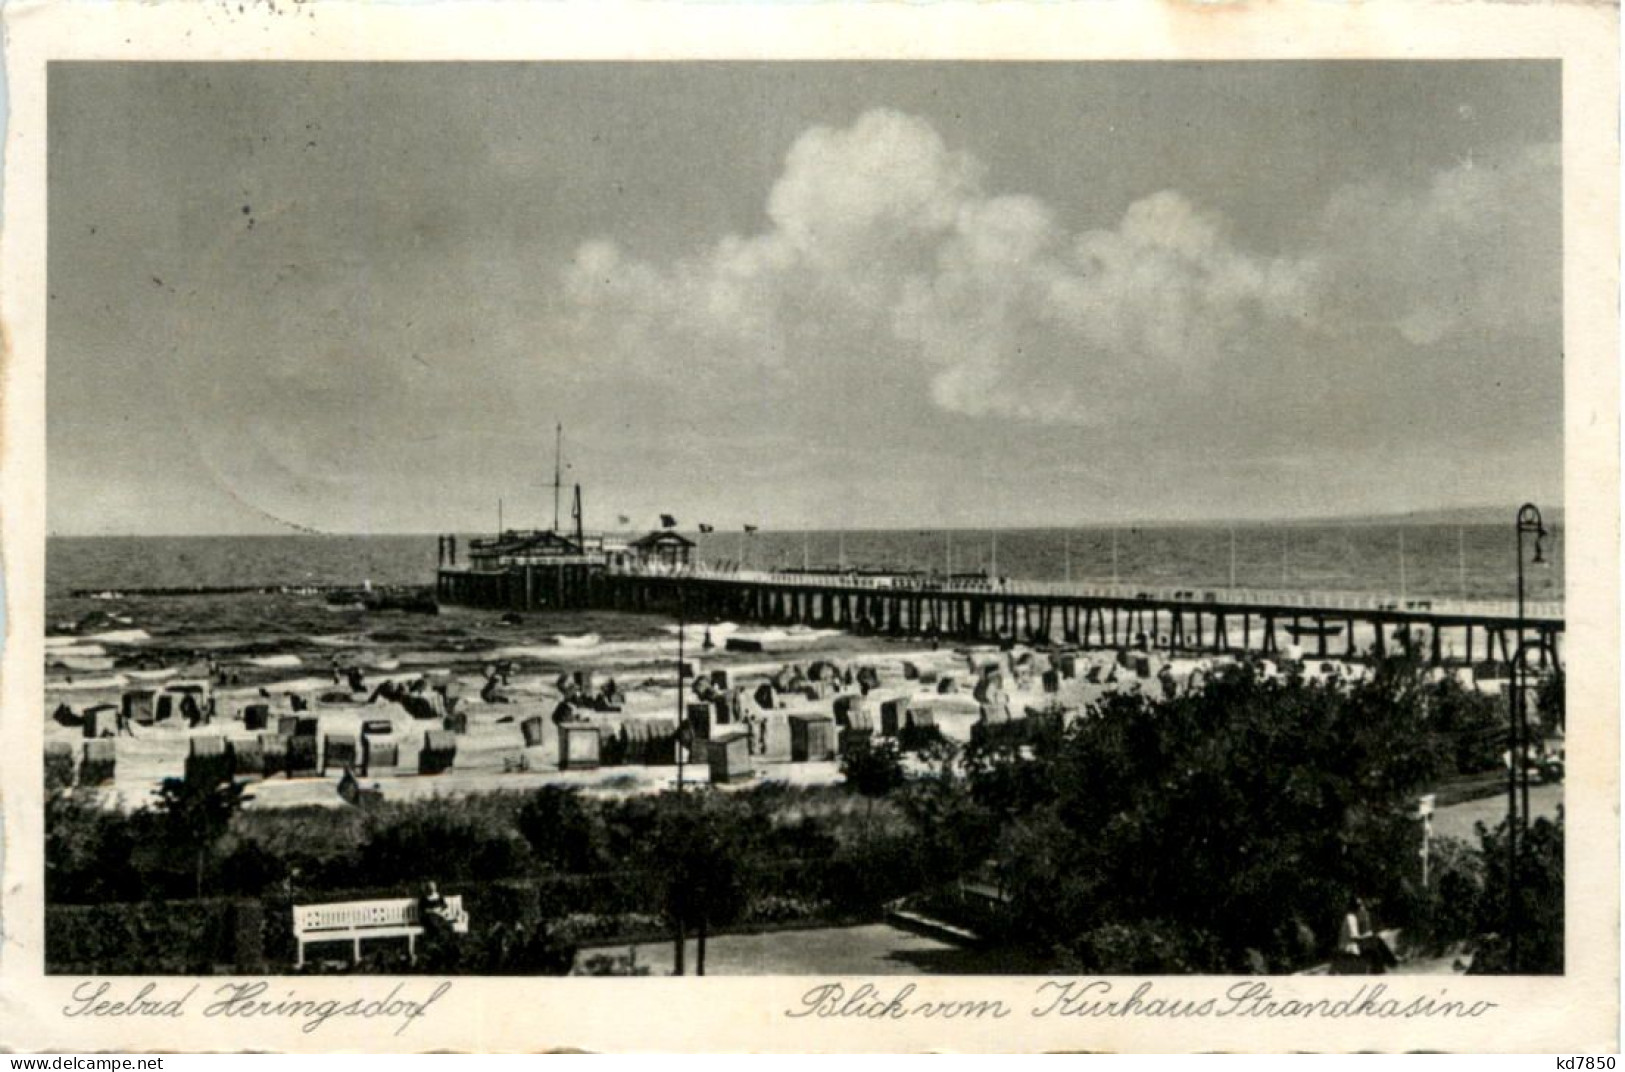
[419,880,456,940]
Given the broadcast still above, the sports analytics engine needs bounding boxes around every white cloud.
[1313,142,1560,347]
[560,110,1557,425]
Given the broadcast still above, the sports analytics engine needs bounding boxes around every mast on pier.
[1398,528,1408,604]
[552,423,563,533]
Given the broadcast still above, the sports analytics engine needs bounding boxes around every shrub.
[47,899,242,974]
[45,750,76,795]
[1470,809,1564,974]
[840,740,906,799]
[1059,920,1228,975]
[1535,669,1565,733]
[575,951,652,976]
[46,793,146,904]
[516,786,605,873]
[553,911,666,946]
[154,776,247,898]
[1403,835,1485,955]
[1426,680,1507,775]
[817,830,925,912]
[740,893,830,927]
[972,657,1454,972]
[357,800,532,886]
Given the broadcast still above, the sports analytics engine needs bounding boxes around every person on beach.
[481,675,510,704]
[1158,664,1178,700]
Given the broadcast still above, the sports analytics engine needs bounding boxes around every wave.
[45,675,129,691]
[216,675,344,699]
[554,633,601,648]
[45,644,108,659]
[51,656,116,672]
[245,654,303,668]
[659,621,741,638]
[83,629,152,645]
[394,651,474,667]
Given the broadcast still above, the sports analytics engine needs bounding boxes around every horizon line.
[47,503,1565,540]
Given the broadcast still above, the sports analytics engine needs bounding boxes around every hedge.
[47,898,248,974]
[46,859,872,974]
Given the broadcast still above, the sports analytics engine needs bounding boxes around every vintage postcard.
[0,0,1617,1054]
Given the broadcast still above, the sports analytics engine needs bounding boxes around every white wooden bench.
[292,895,468,967]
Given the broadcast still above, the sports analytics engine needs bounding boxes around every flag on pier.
[699,523,715,533]
[660,514,678,529]
[617,514,631,527]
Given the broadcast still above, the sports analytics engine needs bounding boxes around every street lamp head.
[1531,539,1547,566]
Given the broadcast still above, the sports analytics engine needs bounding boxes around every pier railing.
[608,563,1564,622]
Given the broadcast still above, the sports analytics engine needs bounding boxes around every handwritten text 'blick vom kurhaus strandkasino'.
[787,982,1499,1021]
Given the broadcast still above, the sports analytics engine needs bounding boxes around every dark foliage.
[45,750,76,795]
[517,786,606,873]
[976,657,1452,972]
[47,898,242,974]
[840,739,906,799]
[1469,808,1565,974]
[355,799,533,887]
[1425,679,1509,775]
[154,776,247,898]
[646,793,752,936]
[1535,668,1566,734]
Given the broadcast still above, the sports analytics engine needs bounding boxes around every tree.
[1470,808,1564,974]
[46,791,141,903]
[154,776,246,898]
[841,739,907,800]
[970,657,1451,972]
[648,795,750,975]
[517,786,605,873]
[1425,678,1508,775]
[1535,668,1565,735]
[897,739,998,886]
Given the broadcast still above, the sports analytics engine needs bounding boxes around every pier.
[437,561,1564,670]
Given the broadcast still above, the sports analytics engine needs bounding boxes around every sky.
[48,62,1562,536]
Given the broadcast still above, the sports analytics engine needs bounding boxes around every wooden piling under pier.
[435,566,1563,669]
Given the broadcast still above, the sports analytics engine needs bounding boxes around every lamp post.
[671,581,692,976]
[676,583,689,795]
[1507,503,1548,972]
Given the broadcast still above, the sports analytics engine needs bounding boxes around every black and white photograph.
[38,56,1573,980]
[4,2,1618,1052]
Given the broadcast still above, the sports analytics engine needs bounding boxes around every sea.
[49,523,1566,603]
[45,523,1562,667]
